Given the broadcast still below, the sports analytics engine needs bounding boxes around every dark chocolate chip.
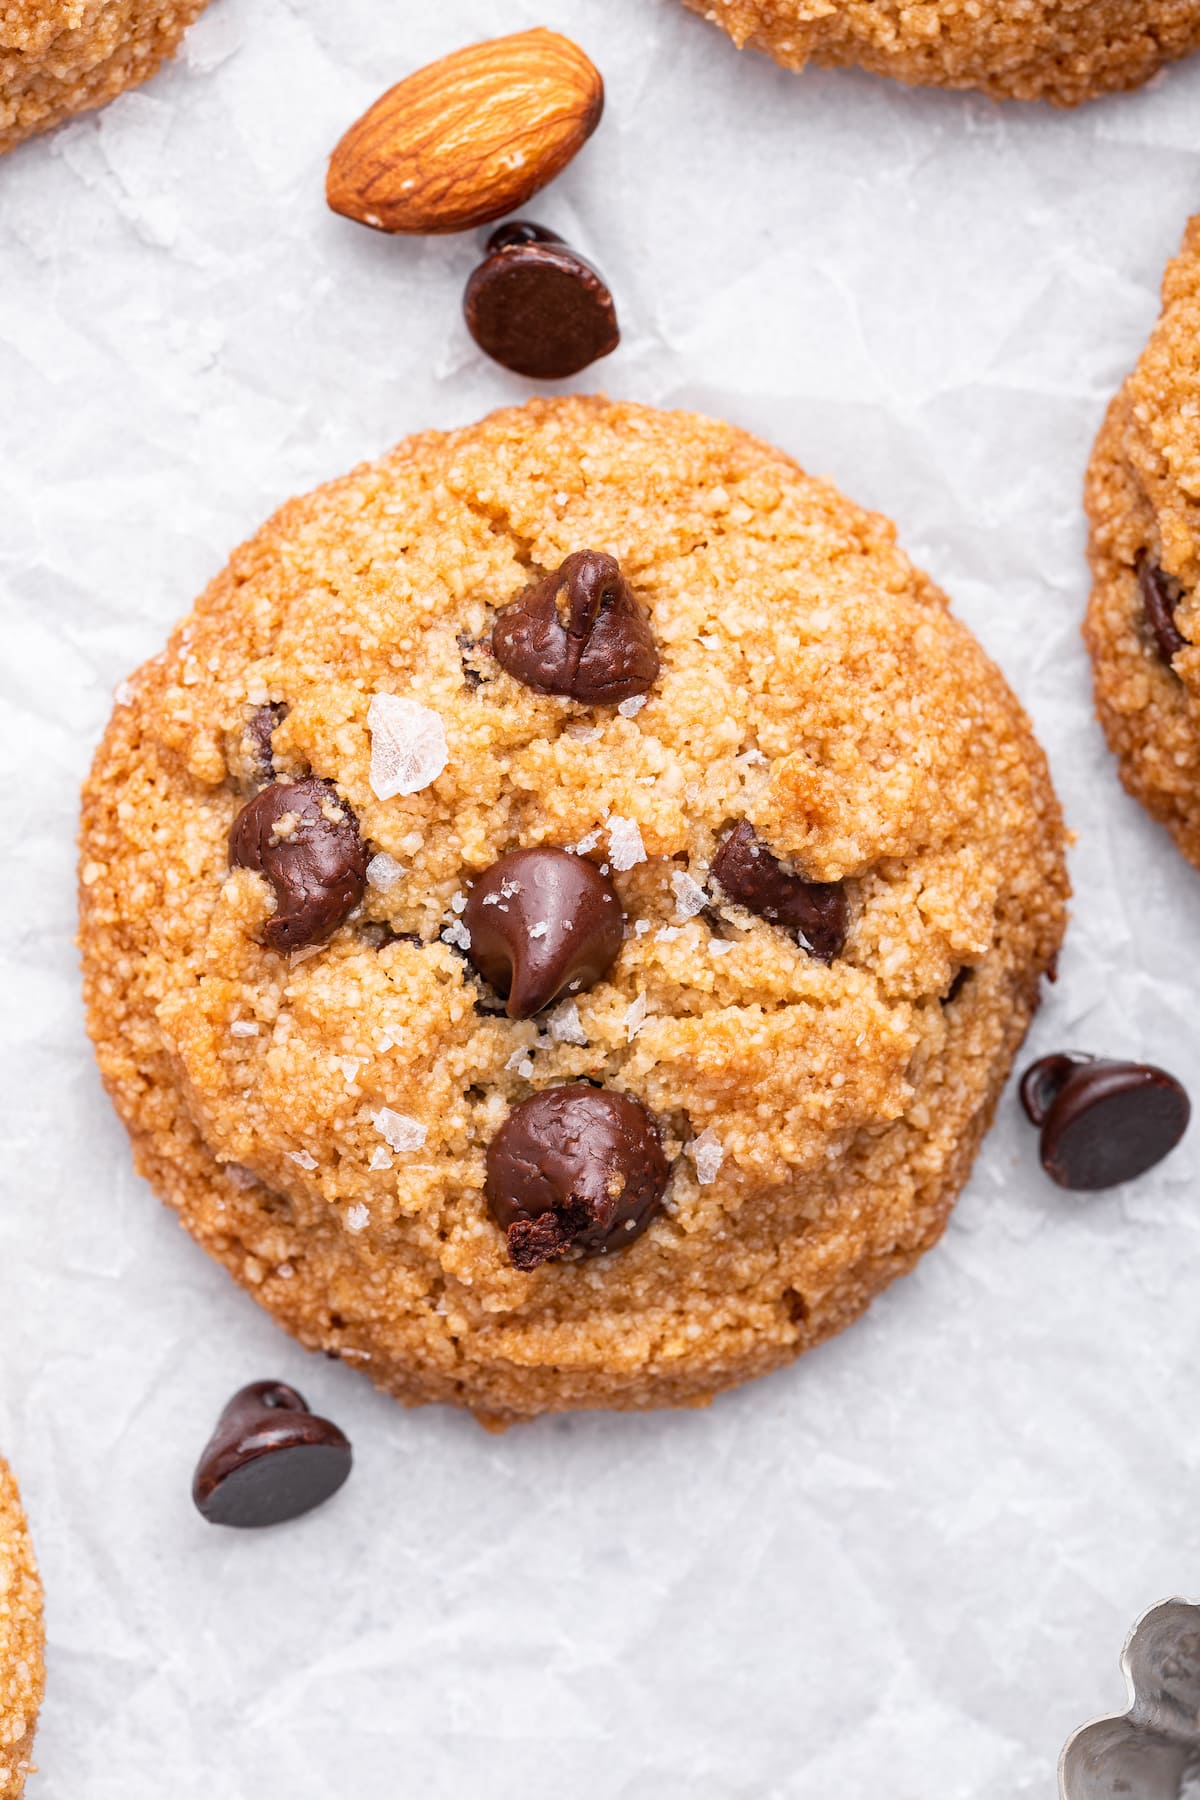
[1019,1053,1190,1190]
[783,1288,809,1325]
[192,1381,352,1528]
[228,702,288,795]
[457,631,489,691]
[464,846,624,1018]
[491,550,659,706]
[1138,555,1187,665]
[486,221,564,252]
[710,822,848,963]
[246,703,285,778]
[230,777,367,953]
[464,223,619,380]
[486,1084,669,1270]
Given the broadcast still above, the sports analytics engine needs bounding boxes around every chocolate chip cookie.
[681,0,1200,104]
[1,0,211,155]
[1086,215,1200,869]
[0,1459,42,1799]
[80,396,1067,1425]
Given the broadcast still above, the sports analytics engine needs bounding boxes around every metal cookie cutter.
[1060,1600,1200,1798]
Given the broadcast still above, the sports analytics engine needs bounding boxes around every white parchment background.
[3,2,1200,1794]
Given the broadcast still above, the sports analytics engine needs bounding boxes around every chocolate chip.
[228,702,287,795]
[1019,1053,1190,1190]
[491,550,659,705]
[230,777,367,953]
[486,1084,669,1270]
[464,846,623,1018]
[464,222,619,380]
[457,631,489,691]
[487,221,564,251]
[192,1381,352,1528]
[710,822,847,963]
[1138,554,1187,665]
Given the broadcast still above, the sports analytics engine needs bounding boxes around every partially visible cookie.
[1086,215,1200,868]
[0,0,212,155]
[0,1458,43,1799]
[680,0,1200,105]
[80,396,1067,1426]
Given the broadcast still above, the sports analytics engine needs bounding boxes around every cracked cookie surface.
[0,1458,42,1800]
[1,0,211,155]
[680,0,1200,104]
[1086,215,1200,869]
[80,396,1067,1425]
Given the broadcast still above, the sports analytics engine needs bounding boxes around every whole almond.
[326,29,604,236]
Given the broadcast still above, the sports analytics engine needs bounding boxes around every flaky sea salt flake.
[617,695,648,718]
[373,1107,427,1152]
[672,869,708,919]
[288,1150,318,1171]
[687,1128,725,1186]
[366,852,405,891]
[369,1146,393,1172]
[547,999,588,1046]
[368,692,448,799]
[345,1203,370,1234]
[607,816,646,871]
[625,992,649,1041]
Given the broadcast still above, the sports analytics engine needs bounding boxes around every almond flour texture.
[0,1459,42,1800]
[0,0,210,154]
[79,398,1068,1425]
[681,0,1200,103]
[1086,215,1200,869]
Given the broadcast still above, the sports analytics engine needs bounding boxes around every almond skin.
[326,29,604,236]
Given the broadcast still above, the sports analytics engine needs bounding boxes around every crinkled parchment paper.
[3,3,1200,1793]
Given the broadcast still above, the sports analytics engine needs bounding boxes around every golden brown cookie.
[80,396,1068,1426]
[1,0,212,155]
[1086,215,1200,868]
[0,1458,43,1800]
[680,0,1200,104]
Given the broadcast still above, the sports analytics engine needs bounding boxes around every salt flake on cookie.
[368,694,448,799]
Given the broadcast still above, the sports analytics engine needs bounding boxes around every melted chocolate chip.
[464,846,623,1018]
[1019,1053,1190,1190]
[487,221,564,251]
[710,822,847,963]
[491,550,659,705]
[1138,555,1187,665]
[457,631,488,690]
[192,1381,352,1528]
[227,702,288,795]
[486,1084,669,1270]
[230,777,367,953]
[464,223,619,380]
